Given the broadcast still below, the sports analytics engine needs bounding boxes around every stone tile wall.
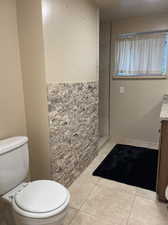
[48,82,99,187]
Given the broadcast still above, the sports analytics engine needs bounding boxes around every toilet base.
[13,206,68,225]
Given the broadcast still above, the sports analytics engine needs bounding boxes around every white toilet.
[0,136,70,225]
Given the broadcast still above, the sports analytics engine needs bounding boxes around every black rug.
[93,144,158,191]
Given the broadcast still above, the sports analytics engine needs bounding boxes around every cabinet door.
[157,121,168,202]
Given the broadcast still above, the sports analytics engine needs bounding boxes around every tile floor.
[65,139,168,225]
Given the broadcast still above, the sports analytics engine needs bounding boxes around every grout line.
[68,209,80,225]
[66,207,79,225]
[78,184,99,211]
[126,193,136,225]
[69,176,100,210]
[69,185,99,225]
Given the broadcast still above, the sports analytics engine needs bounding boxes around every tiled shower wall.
[48,82,99,187]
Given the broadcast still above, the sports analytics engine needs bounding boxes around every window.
[113,31,168,79]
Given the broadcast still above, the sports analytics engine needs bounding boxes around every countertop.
[160,95,168,120]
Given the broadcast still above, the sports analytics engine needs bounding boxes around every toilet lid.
[14,180,68,213]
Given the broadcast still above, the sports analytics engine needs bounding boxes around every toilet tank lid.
[0,136,28,155]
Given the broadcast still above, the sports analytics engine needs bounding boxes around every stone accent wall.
[48,82,99,187]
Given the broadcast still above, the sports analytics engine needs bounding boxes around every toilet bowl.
[3,180,70,225]
[0,137,70,225]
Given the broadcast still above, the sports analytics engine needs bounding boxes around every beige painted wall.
[0,0,26,139]
[17,0,50,180]
[110,14,168,143]
[42,0,99,83]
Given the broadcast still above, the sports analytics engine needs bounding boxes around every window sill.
[112,75,167,80]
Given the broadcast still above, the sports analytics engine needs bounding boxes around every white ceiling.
[93,0,168,21]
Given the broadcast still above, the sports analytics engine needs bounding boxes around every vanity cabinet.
[157,120,168,202]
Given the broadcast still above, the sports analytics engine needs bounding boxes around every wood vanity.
[157,95,168,202]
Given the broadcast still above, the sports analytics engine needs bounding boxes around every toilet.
[0,136,70,225]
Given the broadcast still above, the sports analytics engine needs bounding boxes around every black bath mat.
[93,144,158,191]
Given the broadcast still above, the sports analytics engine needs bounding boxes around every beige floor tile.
[64,207,78,225]
[128,196,168,225]
[70,211,121,225]
[127,217,167,225]
[69,175,97,209]
[99,178,137,195]
[80,184,134,225]
[135,187,157,200]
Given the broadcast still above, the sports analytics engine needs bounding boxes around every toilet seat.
[12,180,70,219]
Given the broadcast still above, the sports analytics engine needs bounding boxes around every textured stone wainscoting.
[48,82,99,187]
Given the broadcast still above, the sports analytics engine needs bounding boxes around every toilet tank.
[0,136,29,196]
